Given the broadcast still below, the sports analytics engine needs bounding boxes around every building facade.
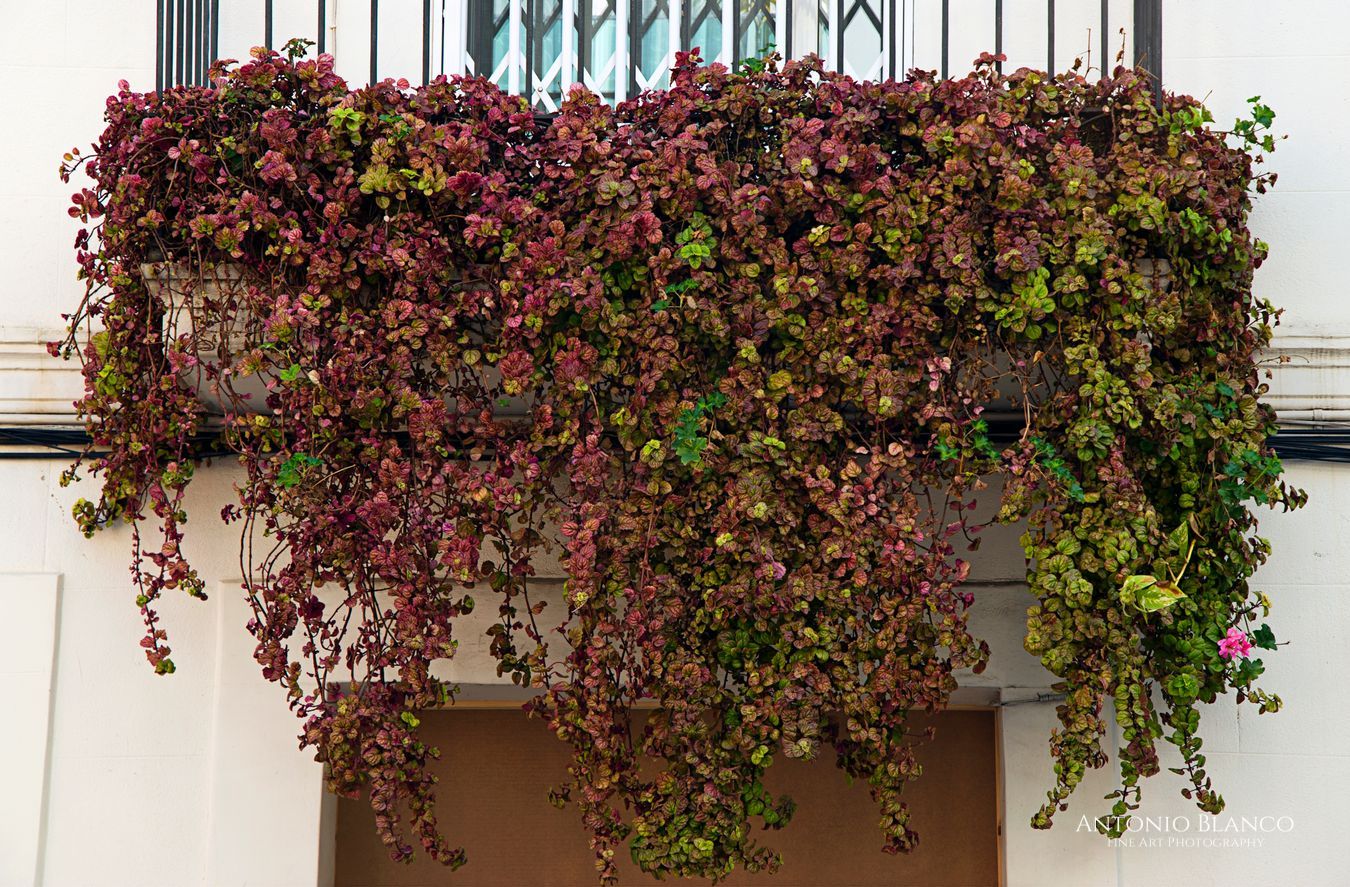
[1,2,1348,885]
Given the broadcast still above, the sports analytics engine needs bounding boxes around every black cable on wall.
[7,425,1350,464]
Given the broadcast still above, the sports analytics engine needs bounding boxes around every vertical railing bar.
[508,0,522,96]
[466,0,475,77]
[332,0,341,61]
[423,0,433,83]
[468,0,487,77]
[198,0,205,83]
[886,0,895,79]
[210,0,219,65]
[198,0,206,81]
[530,0,539,103]
[456,0,465,77]
[775,0,786,61]
[1099,0,1107,74]
[669,0,682,85]
[426,0,438,78]
[722,0,735,66]
[1133,0,1146,67]
[175,0,185,86]
[940,0,948,79]
[165,0,172,85]
[784,0,793,59]
[199,0,207,83]
[156,0,165,90]
[994,0,1002,73]
[735,0,744,64]
[184,0,191,80]
[630,0,640,97]
[615,0,629,101]
[834,0,843,73]
[540,0,550,95]
[185,0,194,84]
[469,0,485,78]
[204,0,211,80]
[562,0,576,92]
[264,0,274,48]
[577,0,591,90]
[171,0,178,88]
[318,0,327,53]
[449,0,469,77]
[525,0,534,98]
[207,0,215,78]
[1046,0,1055,74]
[371,0,380,83]
[736,0,743,65]
[529,0,540,100]
[791,0,819,60]
[199,0,207,82]
[179,0,185,85]
[193,0,202,84]
[1132,0,1162,103]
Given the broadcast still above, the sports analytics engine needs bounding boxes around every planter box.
[139,263,532,420]
[141,262,271,414]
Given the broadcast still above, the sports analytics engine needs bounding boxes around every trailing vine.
[57,43,1301,882]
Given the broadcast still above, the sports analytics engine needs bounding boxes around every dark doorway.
[336,707,1001,886]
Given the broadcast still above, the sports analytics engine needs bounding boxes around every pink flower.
[1218,627,1252,660]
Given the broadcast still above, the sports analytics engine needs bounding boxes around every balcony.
[156,0,1162,106]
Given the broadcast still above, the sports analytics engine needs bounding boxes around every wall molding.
[0,327,85,425]
[1261,334,1350,416]
[6,327,1350,424]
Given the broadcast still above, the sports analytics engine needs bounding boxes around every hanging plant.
[56,42,1301,883]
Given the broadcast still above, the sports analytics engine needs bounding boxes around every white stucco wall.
[1,2,1348,886]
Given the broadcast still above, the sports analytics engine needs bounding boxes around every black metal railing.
[155,0,1164,105]
[1133,0,1163,95]
[157,0,220,88]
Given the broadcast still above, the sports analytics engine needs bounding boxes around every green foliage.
[675,212,716,270]
[276,453,323,488]
[1121,574,1187,612]
[1232,95,1278,154]
[1031,437,1086,502]
[673,391,727,465]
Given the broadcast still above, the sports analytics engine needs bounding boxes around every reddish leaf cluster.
[58,45,1300,882]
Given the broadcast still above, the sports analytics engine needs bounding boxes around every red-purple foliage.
[57,44,1300,882]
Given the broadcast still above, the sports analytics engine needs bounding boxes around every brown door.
[336,708,1000,887]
